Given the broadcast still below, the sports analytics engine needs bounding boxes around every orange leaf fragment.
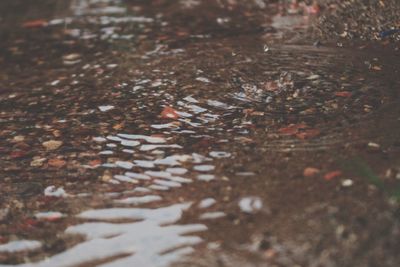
[303,167,320,177]
[161,106,180,119]
[278,123,307,135]
[113,123,124,130]
[296,128,321,140]
[22,19,48,28]
[48,159,66,168]
[335,91,352,97]
[264,81,278,92]
[89,159,101,167]
[324,170,342,181]
[44,214,63,222]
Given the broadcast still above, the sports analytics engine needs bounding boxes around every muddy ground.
[0,1,399,267]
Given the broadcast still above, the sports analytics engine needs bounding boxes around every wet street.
[1,0,400,266]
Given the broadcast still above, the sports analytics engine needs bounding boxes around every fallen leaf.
[264,81,278,91]
[89,159,101,167]
[113,123,124,130]
[161,106,180,119]
[296,129,321,140]
[176,31,189,37]
[278,123,307,135]
[10,150,27,159]
[306,4,320,14]
[335,91,352,97]
[39,213,64,222]
[371,65,382,71]
[324,171,342,181]
[303,167,320,177]
[52,130,61,137]
[48,159,66,168]
[234,136,254,143]
[22,19,48,28]
[22,218,39,228]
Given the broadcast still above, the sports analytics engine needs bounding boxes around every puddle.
[1,0,400,266]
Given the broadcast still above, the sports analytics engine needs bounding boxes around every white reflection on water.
[0,203,206,267]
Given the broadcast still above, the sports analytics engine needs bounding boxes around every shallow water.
[1,0,400,266]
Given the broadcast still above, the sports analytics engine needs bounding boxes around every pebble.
[44,186,68,197]
[98,105,115,112]
[30,158,46,167]
[42,140,63,151]
[342,179,354,187]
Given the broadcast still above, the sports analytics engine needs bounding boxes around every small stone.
[0,208,9,222]
[101,170,112,182]
[368,142,380,149]
[342,179,354,187]
[12,135,25,142]
[98,105,115,112]
[44,186,68,197]
[42,140,63,151]
[30,158,46,167]
[63,53,81,61]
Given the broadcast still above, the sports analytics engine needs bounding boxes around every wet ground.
[1,0,400,266]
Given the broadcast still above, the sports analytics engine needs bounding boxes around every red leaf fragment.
[10,150,27,159]
[264,81,279,92]
[161,106,180,119]
[48,158,66,168]
[278,123,307,135]
[44,214,63,222]
[89,159,102,167]
[296,128,321,139]
[324,171,342,181]
[22,19,48,28]
[335,91,352,98]
[23,218,39,228]
[306,4,320,15]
